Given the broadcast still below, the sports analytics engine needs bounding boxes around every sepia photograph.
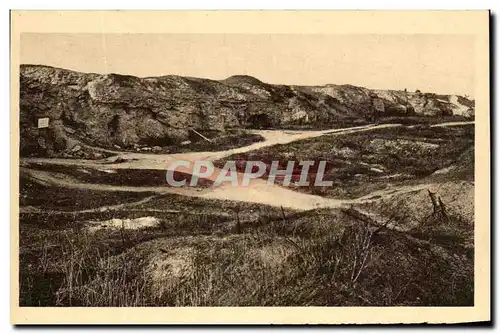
[10,10,490,324]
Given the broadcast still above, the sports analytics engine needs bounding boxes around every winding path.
[20,121,474,211]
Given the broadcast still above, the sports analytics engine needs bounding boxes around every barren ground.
[19,121,475,306]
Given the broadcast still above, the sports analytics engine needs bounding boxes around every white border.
[3,1,498,332]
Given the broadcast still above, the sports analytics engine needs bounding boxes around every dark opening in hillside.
[107,115,120,136]
[247,114,272,129]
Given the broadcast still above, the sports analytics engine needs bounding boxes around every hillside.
[20,65,474,157]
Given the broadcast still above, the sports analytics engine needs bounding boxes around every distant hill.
[19,65,474,156]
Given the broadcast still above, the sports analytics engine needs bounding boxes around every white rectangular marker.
[37,117,49,128]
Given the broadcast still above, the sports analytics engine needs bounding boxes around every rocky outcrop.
[312,85,474,118]
[20,65,475,157]
[372,89,474,117]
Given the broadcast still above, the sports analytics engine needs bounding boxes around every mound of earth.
[356,180,474,231]
[20,64,475,157]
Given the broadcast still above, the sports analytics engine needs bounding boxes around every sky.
[20,33,475,96]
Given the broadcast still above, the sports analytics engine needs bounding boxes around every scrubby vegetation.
[270,116,370,130]
[22,164,214,188]
[375,115,472,125]
[18,122,475,307]
[19,176,155,211]
[148,130,265,154]
[215,124,474,198]
[19,185,473,306]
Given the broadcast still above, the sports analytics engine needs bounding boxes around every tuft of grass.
[20,202,473,307]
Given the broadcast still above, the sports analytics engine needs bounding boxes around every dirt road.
[20,121,474,211]
[21,164,433,211]
[21,123,398,170]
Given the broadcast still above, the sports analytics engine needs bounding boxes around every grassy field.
[23,130,265,159]
[374,115,472,125]
[214,124,474,198]
[23,164,214,188]
[100,129,264,155]
[19,176,156,211]
[19,178,473,306]
[165,130,264,154]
